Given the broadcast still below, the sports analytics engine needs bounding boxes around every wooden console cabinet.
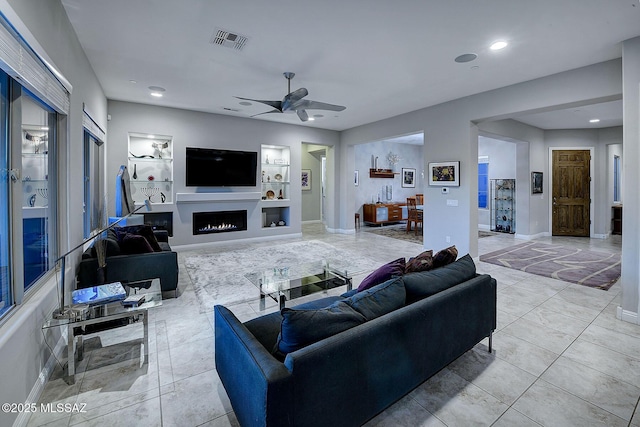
[363,203,407,225]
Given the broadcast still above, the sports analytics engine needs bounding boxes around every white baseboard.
[16,331,67,427]
[325,227,355,235]
[514,231,550,241]
[617,306,639,324]
[302,220,323,224]
[592,233,609,239]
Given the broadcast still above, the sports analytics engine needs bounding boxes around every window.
[83,131,104,238]
[614,155,621,203]
[20,91,58,292]
[0,70,10,317]
[0,12,67,319]
[478,157,489,209]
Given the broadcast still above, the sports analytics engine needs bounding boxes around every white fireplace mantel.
[175,192,262,203]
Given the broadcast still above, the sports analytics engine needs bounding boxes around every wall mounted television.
[186,147,257,187]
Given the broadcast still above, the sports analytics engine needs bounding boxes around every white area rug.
[183,240,377,313]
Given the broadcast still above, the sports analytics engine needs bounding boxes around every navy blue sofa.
[214,255,496,427]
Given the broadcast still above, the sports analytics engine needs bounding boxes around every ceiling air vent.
[210,28,249,51]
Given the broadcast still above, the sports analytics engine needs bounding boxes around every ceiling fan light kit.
[236,72,345,122]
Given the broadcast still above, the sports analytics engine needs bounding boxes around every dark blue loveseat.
[214,255,496,427]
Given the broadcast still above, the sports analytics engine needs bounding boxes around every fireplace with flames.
[193,210,247,235]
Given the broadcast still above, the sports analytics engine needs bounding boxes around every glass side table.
[42,278,162,384]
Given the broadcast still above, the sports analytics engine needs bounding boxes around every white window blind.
[0,13,70,114]
[82,104,105,144]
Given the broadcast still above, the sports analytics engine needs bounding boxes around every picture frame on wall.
[428,161,460,186]
[531,171,543,194]
[401,168,416,188]
[354,170,359,186]
[301,169,311,190]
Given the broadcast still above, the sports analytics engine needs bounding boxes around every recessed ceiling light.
[307,117,315,121]
[455,53,478,63]
[490,41,508,50]
[470,65,480,71]
[148,85,166,97]
[129,80,137,84]
[589,119,600,123]
[147,134,155,139]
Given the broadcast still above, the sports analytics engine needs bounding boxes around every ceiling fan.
[236,72,346,122]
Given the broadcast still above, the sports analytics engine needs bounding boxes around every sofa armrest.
[214,305,293,427]
[153,230,169,243]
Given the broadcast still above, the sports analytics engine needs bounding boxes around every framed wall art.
[531,171,543,194]
[401,168,416,188]
[301,169,311,190]
[428,161,460,186]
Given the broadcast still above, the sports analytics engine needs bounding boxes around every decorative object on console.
[387,151,401,170]
[301,169,311,190]
[402,168,416,188]
[28,193,36,207]
[429,161,460,186]
[266,190,275,199]
[132,164,137,179]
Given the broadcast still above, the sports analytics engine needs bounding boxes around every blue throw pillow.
[346,276,406,321]
[403,254,476,304]
[274,301,366,359]
[357,257,405,292]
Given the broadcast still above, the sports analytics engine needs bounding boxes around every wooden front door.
[552,150,590,236]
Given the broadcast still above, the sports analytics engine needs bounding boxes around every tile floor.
[27,224,640,427]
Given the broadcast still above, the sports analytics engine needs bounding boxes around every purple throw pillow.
[357,257,406,292]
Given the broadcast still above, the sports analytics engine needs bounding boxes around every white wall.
[0,1,106,426]
[620,37,640,320]
[478,136,516,229]
[354,140,424,217]
[301,144,326,222]
[106,101,340,246]
[341,59,622,257]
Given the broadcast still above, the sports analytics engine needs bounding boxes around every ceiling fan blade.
[235,96,283,112]
[296,99,346,112]
[251,109,282,117]
[296,109,309,122]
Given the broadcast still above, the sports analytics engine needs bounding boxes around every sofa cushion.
[403,254,476,304]
[119,233,155,254]
[114,225,162,252]
[346,276,405,321]
[432,245,458,269]
[405,250,434,273]
[274,301,366,359]
[357,257,405,292]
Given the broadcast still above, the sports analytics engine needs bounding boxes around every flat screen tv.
[186,147,257,187]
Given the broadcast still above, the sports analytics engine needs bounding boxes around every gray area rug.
[365,225,498,243]
[480,241,621,290]
[183,240,378,312]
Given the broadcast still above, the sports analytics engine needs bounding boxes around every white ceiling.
[60,0,640,131]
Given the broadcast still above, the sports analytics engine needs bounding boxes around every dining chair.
[406,197,423,235]
[415,194,424,205]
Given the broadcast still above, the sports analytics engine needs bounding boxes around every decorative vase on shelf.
[132,164,137,179]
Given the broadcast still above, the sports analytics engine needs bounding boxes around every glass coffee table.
[42,278,162,384]
[246,260,355,310]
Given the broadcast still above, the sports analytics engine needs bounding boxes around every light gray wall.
[478,137,516,229]
[620,37,640,317]
[106,101,340,246]
[354,140,424,217]
[341,59,622,257]
[0,1,106,426]
[301,144,326,222]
